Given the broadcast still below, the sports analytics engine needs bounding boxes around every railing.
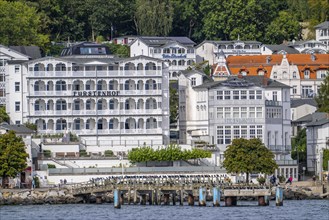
[276,160,298,165]
[27,70,162,78]
[31,109,163,116]
[48,166,226,175]
[268,145,291,152]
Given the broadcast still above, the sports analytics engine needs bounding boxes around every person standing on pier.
[286,176,293,185]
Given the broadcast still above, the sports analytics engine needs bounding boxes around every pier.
[70,175,281,208]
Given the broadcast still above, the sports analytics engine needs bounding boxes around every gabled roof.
[291,98,317,108]
[294,112,327,123]
[135,36,195,47]
[0,123,34,134]
[194,75,289,89]
[9,46,42,59]
[314,21,329,29]
[264,44,300,54]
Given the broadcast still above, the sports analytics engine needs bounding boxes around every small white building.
[196,40,262,65]
[315,21,329,51]
[287,40,327,54]
[130,36,196,79]
[261,44,300,55]
[291,98,318,136]
[112,35,137,45]
[306,113,329,176]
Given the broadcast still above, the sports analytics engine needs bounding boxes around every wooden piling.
[172,192,176,206]
[276,186,283,206]
[180,189,184,206]
[133,189,137,205]
[114,189,121,209]
[213,187,220,207]
[198,187,206,206]
[164,194,170,205]
[188,193,194,206]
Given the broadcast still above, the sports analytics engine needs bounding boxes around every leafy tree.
[23,122,37,132]
[316,73,329,113]
[0,131,28,187]
[200,0,282,42]
[106,43,130,58]
[323,149,329,171]
[291,128,307,163]
[0,0,49,49]
[264,11,301,44]
[0,107,9,124]
[170,0,203,41]
[134,0,173,36]
[128,145,211,163]
[170,86,178,124]
[223,138,278,183]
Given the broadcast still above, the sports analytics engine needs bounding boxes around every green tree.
[291,128,307,163]
[264,11,301,44]
[0,131,28,187]
[23,122,37,132]
[223,138,278,183]
[316,73,329,113]
[134,0,173,36]
[0,0,49,49]
[200,0,283,41]
[170,86,178,124]
[0,107,9,123]
[106,43,130,58]
[323,149,329,171]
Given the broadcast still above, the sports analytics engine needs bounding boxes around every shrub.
[79,150,89,157]
[43,150,51,158]
[47,164,56,169]
[104,150,114,157]
[256,176,266,185]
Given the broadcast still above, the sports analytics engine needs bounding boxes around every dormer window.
[293,71,297,79]
[273,72,277,79]
[304,70,310,79]
[191,77,196,86]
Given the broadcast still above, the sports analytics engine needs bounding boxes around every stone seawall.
[0,186,327,206]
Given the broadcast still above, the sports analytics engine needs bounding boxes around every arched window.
[172,60,177,66]
[97,99,104,110]
[86,100,91,110]
[145,62,156,70]
[35,100,40,111]
[146,98,157,109]
[56,100,67,110]
[55,80,66,91]
[124,62,135,70]
[109,119,114,129]
[34,81,40,91]
[146,118,157,129]
[74,119,81,130]
[56,119,67,130]
[109,99,115,110]
[55,63,66,71]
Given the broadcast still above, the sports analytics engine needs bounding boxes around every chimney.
[266,56,271,64]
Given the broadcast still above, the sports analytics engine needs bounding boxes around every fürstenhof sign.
[73,91,120,97]
[162,54,187,59]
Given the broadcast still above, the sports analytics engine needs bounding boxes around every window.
[217,107,223,118]
[217,126,224,144]
[304,70,310,79]
[293,71,297,79]
[273,91,277,101]
[15,65,20,73]
[15,102,20,111]
[249,107,255,118]
[302,85,313,98]
[257,125,263,139]
[163,48,170,53]
[15,120,20,125]
[191,77,196,86]
[241,126,247,138]
[256,90,262,99]
[56,100,67,110]
[224,91,231,100]
[273,72,277,78]
[224,126,231,144]
[293,86,297,94]
[233,91,239,100]
[86,100,91,110]
[241,107,247,118]
[74,100,80,110]
[250,126,256,138]
[256,107,262,118]
[241,90,247,99]
[224,107,231,118]
[55,80,66,91]
[233,126,240,139]
[217,91,223,100]
[97,100,103,110]
[249,90,255,99]
[233,107,239,118]
[15,82,20,92]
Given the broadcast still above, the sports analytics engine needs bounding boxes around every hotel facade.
[6,43,170,151]
[179,70,297,179]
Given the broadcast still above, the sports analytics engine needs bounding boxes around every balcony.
[27,70,162,78]
[276,160,298,166]
[265,100,282,106]
[268,145,291,153]
[38,128,163,135]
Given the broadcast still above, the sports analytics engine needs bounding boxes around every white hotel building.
[6,43,170,151]
[130,36,196,79]
[179,70,297,179]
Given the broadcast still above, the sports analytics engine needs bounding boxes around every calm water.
[1,200,328,220]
